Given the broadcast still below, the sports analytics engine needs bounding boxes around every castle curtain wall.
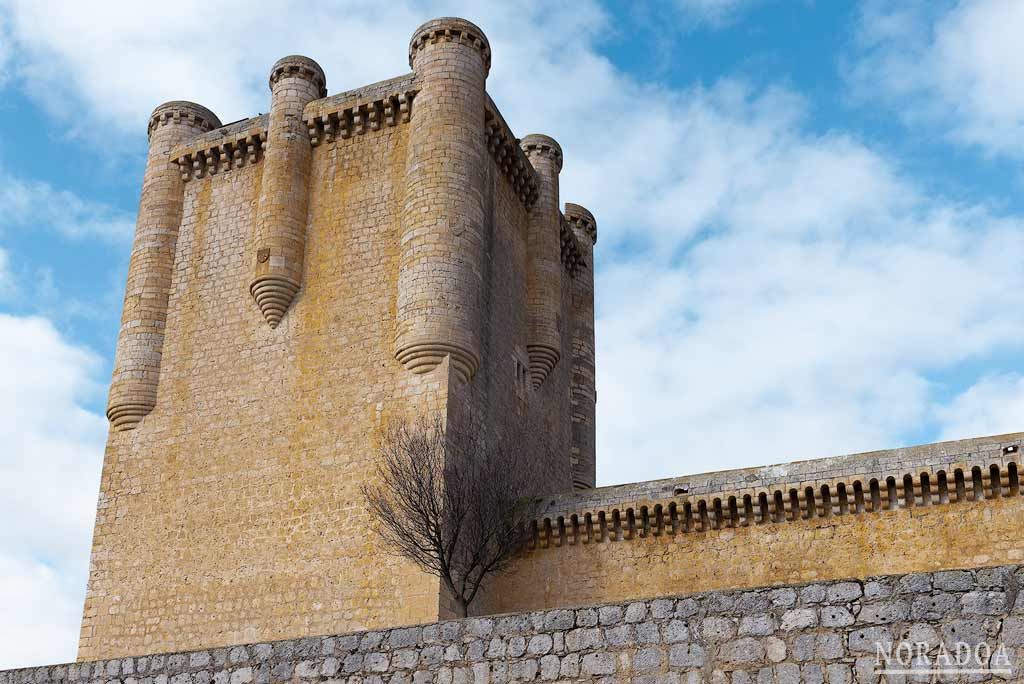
[484,493,1024,614]
[482,433,1024,615]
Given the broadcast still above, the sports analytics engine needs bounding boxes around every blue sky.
[2,0,1024,668]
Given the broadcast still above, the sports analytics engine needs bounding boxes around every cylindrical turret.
[565,203,597,490]
[107,101,221,430]
[395,17,490,384]
[250,55,326,328]
[520,134,564,389]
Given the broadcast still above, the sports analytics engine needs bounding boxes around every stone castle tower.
[84,17,596,659]
[42,15,1023,680]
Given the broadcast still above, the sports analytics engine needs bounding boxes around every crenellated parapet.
[169,75,422,179]
[305,89,416,146]
[408,17,491,76]
[526,436,1024,549]
[521,134,563,389]
[268,55,327,98]
[170,117,267,181]
[521,134,563,171]
[485,102,540,209]
[564,202,597,244]
[107,101,222,430]
[146,101,219,139]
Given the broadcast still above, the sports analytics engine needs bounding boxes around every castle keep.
[5,15,1023,683]
[86,17,596,660]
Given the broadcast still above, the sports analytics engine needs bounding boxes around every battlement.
[165,76,548,214]
[170,117,267,180]
[169,76,421,181]
[305,74,417,145]
[527,432,1023,548]
[146,101,220,139]
[408,17,491,75]
[521,134,564,172]
[565,203,597,244]
[268,55,327,97]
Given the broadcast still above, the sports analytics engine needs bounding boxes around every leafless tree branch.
[361,414,548,617]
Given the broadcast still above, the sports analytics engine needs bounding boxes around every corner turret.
[250,55,326,328]
[394,18,491,383]
[565,202,597,489]
[106,101,221,431]
[521,134,564,389]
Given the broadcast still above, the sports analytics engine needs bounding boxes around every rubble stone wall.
[12,565,1023,682]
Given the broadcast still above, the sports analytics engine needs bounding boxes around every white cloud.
[0,314,106,668]
[937,374,1024,442]
[0,1,610,143]
[584,75,1024,481]
[0,165,134,242]
[850,0,1024,157]
[675,0,761,27]
[0,17,10,87]
[0,1,1019,482]
[0,248,14,299]
[0,0,422,141]
[0,555,84,668]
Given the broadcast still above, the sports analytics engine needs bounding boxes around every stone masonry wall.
[9,565,1024,682]
[487,493,1024,617]
[82,61,580,658]
[539,434,1023,517]
[80,102,452,660]
[486,434,1024,615]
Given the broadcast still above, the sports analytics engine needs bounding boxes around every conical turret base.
[527,344,560,389]
[250,276,300,328]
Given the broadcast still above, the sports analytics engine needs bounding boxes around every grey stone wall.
[5,565,1022,683]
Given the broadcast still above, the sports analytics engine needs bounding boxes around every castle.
[5,16,1024,683]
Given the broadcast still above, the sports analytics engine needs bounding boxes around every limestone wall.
[485,433,1024,615]
[12,565,1024,682]
[80,96,455,660]
[446,125,573,495]
[540,433,1023,516]
[83,62,582,659]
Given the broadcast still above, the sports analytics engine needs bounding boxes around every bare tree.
[361,415,547,617]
